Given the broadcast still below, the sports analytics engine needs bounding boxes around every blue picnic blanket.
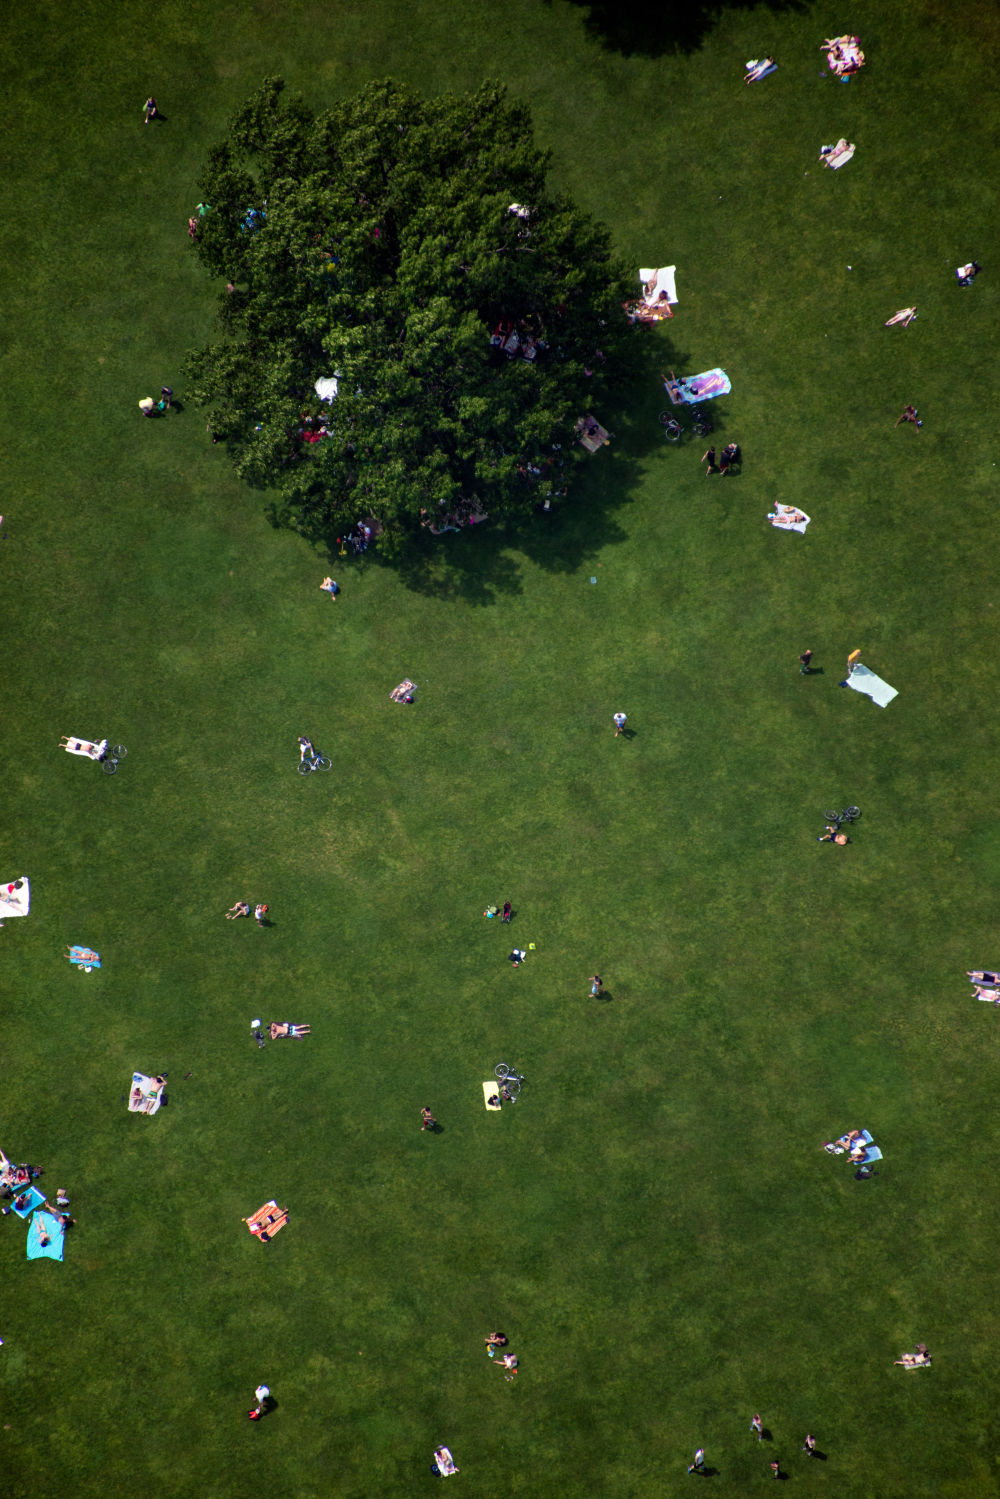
[664,369,731,405]
[67,945,101,969]
[27,1210,64,1261]
[11,1186,45,1219]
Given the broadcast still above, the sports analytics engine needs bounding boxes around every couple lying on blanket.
[820,138,855,169]
[390,680,416,703]
[823,1129,870,1161]
[244,1200,289,1240]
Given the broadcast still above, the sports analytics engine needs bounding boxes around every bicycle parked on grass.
[494,1063,526,1100]
[102,744,128,776]
[297,738,332,776]
[823,805,861,828]
[659,412,683,442]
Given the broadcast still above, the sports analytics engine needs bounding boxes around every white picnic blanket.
[768,506,810,533]
[483,1081,502,1111]
[639,266,678,305]
[821,139,855,170]
[0,878,30,919]
[846,663,898,707]
[62,736,105,760]
[128,1073,162,1116]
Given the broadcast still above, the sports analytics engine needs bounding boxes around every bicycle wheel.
[823,811,840,825]
[502,1077,521,1099]
[102,758,118,775]
[111,744,128,759]
[297,760,312,776]
[658,412,674,426]
[315,756,333,771]
[843,806,861,821]
[663,423,682,443]
[494,1063,511,1082]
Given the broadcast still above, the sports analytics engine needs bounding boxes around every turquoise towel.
[27,1210,64,1261]
[11,1186,45,1219]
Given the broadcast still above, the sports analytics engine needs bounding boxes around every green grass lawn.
[3,1,1000,1494]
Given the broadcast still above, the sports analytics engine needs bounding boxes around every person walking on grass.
[589,974,603,999]
[420,1107,437,1131]
[701,445,717,475]
[687,1448,706,1475]
[770,1460,781,1479]
[751,1413,764,1442]
[802,1434,817,1457]
[143,97,159,124]
[613,712,627,737]
[254,903,268,926]
[799,649,813,675]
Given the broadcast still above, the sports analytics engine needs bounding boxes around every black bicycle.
[823,805,862,827]
[690,406,713,437]
[102,744,128,776]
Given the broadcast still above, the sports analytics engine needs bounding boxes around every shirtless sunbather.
[894,1351,931,1367]
[770,507,807,525]
[885,308,917,328]
[744,57,775,83]
[389,680,415,702]
[269,1022,311,1038]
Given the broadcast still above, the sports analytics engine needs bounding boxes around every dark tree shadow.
[313,329,694,604]
[556,0,808,57]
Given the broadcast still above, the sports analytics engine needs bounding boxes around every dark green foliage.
[186,78,634,549]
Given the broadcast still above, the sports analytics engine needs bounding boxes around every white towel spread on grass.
[639,266,678,305]
[769,506,811,533]
[0,878,30,918]
[846,663,898,707]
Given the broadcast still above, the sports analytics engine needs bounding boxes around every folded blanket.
[845,663,898,707]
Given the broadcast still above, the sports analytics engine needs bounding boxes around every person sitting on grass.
[485,1332,508,1348]
[895,404,921,429]
[226,901,250,919]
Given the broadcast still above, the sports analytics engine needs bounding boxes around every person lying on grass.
[269,1022,311,1039]
[818,825,849,844]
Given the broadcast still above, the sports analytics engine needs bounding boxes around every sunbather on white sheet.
[973,986,1000,1003]
[820,139,855,169]
[884,306,917,328]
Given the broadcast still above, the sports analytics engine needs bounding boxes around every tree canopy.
[186,77,635,551]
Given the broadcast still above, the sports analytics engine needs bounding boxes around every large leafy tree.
[186,77,634,551]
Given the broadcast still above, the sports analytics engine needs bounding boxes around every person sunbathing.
[956,262,981,286]
[485,1332,508,1348]
[744,57,775,83]
[885,307,917,328]
[895,1350,931,1366]
[973,986,1000,1003]
[389,680,415,703]
[269,1022,311,1039]
[770,507,806,525]
[967,971,1000,984]
[226,902,250,919]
